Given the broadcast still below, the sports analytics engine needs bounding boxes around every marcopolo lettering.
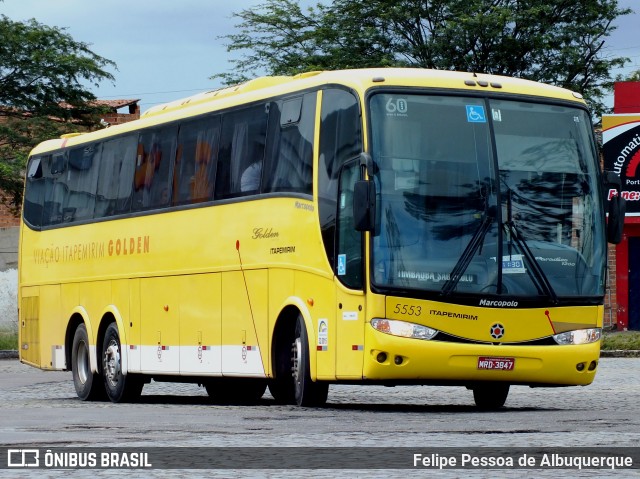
[479,299,519,307]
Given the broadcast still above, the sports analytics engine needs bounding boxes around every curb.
[0,350,18,359]
[600,350,640,358]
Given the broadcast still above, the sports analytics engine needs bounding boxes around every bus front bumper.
[362,325,600,386]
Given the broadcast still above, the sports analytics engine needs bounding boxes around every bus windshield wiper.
[441,207,495,296]
[503,219,559,304]
[502,187,558,304]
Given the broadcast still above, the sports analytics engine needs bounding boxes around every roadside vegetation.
[0,327,17,350]
[601,331,640,351]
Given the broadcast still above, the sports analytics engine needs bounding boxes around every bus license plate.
[477,357,515,370]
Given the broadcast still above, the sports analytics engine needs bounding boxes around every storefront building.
[602,81,640,330]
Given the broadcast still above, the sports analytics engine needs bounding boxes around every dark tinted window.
[263,93,315,195]
[24,156,47,227]
[173,116,220,204]
[336,160,363,289]
[318,88,362,272]
[215,104,268,198]
[44,152,67,226]
[23,92,316,229]
[95,135,137,217]
[132,126,177,210]
[64,144,101,222]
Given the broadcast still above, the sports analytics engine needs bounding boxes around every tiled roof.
[92,99,140,109]
[59,99,140,110]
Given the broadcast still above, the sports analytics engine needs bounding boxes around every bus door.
[335,159,366,378]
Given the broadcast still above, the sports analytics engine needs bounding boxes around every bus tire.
[71,323,105,401]
[205,378,266,404]
[472,383,510,410]
[102,322,143,403]
[292,315,328,407]
[268,322,296,405]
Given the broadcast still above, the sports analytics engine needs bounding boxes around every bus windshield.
[369,93,606,301]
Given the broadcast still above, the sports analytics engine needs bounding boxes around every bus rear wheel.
[472,383,510,410]
[102,322,144,403]
[71,323,105,401]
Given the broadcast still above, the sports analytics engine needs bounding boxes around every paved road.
[1,358,639,478]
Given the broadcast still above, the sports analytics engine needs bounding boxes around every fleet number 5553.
[393,304,422,316]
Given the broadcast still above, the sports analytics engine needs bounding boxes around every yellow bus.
[18,68,622,409]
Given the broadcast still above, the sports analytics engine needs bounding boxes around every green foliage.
[0,327,17,351]
[602,331,640,351]
[0,14,116,211]
[625,70,640,82]
[217,0,631,116]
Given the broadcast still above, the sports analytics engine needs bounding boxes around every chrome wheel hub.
[291,337,302,383]
[103,340,121,388]
[76,341,90,385]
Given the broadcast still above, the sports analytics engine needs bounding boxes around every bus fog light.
[371,318,438,340]
[576,362,585,371]
[588,361,597,371]
[553,328,601,345]
[377,352,387,363]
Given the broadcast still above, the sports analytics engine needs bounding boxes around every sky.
[2,0,640,114]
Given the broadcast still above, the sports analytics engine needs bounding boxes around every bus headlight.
[553,328,601,345]
[371,318,438,340]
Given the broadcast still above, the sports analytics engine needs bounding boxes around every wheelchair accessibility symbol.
[337,254,346,276]
[466,105,486,123]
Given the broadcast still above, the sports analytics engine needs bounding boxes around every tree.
[625,70,640,82]
[216,0,631,116]
[0,14,116,211]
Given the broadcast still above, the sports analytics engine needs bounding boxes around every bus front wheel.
[472,383,510,410]
[102,322,143,403]
[291,315,329,407]
[71,323,105,401]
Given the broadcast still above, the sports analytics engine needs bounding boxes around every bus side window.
[43,152,67,226]
[173,116,220,205]
[215,104,268,199]
[64,144,101,223]
[24,155,46,228]
[95,135,136,217]
[132,126,177,210]
[263,93,316,195]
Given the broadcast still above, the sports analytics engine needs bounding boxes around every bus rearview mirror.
[353,180,375,232]
[607,194,625,244]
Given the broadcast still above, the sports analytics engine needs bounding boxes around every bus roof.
[28,68,585,155]
[142,68,581,118]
